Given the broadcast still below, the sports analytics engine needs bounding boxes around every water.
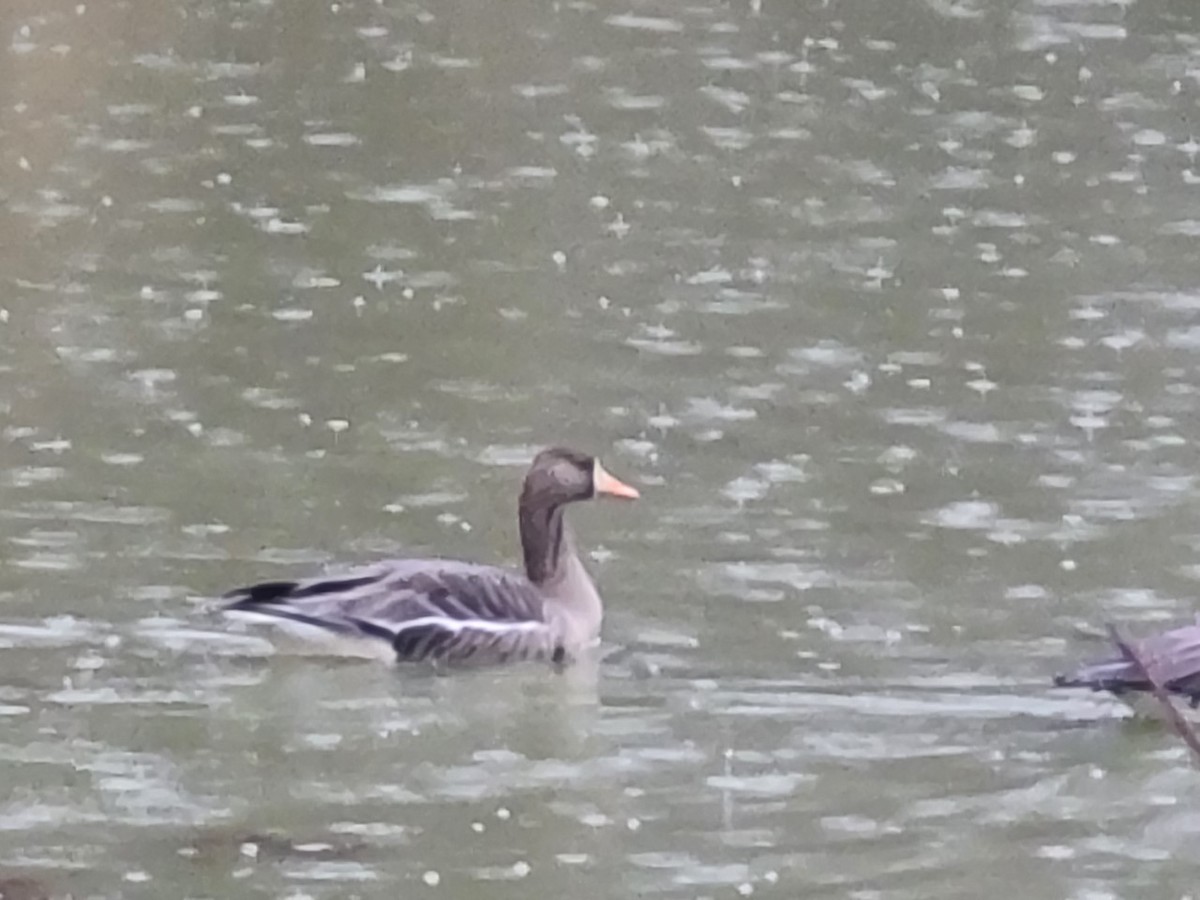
[2,0,1200,896]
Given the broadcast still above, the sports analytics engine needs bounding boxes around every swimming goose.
[221,447,640,666]
[1054,620,1200,716]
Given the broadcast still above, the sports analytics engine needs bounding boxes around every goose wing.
[223,559,561,665]
[1054,623,1200,700]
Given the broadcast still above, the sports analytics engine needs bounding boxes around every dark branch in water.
[1108,624,1200,766]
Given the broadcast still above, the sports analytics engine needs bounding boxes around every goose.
[221,447,640,666]
[1054,620,1200,718]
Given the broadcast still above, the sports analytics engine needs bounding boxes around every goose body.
[221,448,639,667]
[1054,621,1200,718]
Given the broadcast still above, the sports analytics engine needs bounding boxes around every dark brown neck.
[519,502,567,586]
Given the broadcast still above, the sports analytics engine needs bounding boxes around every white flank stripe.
[370,615,546,638]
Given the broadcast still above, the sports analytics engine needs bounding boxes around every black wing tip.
[1052,656,1140,692]
[1052,673,1129,694]
[1052,669,1108,690]
[221,580,300,609]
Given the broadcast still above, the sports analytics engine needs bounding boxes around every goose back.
[224,558,563,665]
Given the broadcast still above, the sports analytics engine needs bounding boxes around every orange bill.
[593,460,640,499]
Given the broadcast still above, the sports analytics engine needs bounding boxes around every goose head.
[520,447,640,511]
